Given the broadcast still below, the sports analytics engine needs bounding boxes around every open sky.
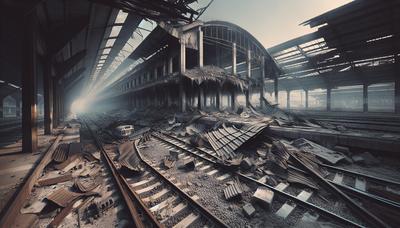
[200,0,353,48]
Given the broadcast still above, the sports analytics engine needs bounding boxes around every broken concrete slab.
[242,203,256,217]
[163,156,176,169]
[178,158,195,170]
[20,200,47,214]
[252,187,274,209]
[169,149,180,160]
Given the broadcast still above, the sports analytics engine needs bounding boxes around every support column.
[154,67,158,80]
[168,57,173,75]
[246,49,251,107]
[198,87,205,110]
[363,83,368,112]
[231,89,237,111]
[260,56,266,108]
[180,38,186,74]
[287,90,290,110]
[179,83,186,112]
[216,88,222,110]
[163,61,167,76]
[52,80,58,128]
[44,60,53,134]
[305,90,309,109]
[232,43,237,75]
[198,27,203,67]
[274,78,278,104]
[22,13,38,153]
[327,86,332,111]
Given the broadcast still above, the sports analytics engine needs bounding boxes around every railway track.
[152,131,399,227]
[84,116,229,228]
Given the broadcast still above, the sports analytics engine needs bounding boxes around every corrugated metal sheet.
[46,188,82,207]
[205,123,268,160]
[52,144,69,163]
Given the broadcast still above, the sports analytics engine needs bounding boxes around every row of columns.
[21,12,63,154]
[276,82,399,113]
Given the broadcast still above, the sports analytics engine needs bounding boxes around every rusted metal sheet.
[205,123,268,160]
[74,178,101,193]
[52,144,69,163]
[54,153,81,171]
[46,188,82,207]
[0,134,63,227]
[37,173,73,186]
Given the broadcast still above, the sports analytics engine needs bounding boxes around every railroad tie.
[160,203,188,224]
[199,165,212,171]
[172,213,200,228]
[206,169,219,176]
[275,190,313,219]
[194,161,204,167]
[216,173,231,181]
[142,188,170,203]
[136,182,162,194]
[149,195,179,212]
[333,173,344,184]
[129,176,156,188]
[354,177,366,191]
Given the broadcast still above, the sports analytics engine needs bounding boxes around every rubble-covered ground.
[89,105,400,227]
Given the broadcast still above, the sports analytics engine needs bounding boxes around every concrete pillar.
[231,89,237,111]
[216,88,222,110]
[168,57,173,74]
[154,67,158,80]
[52,80,58,128]
[44,60,53,134]
[180,38,186,74]
[179,83,186,112]
[260,56,266,108]
[198,87,205,110]
[22,13,38,153]
[305,90,309,109]
[198,27,203,67]
[287,90,290,110]
[246,49,251,107]
[163,61,167,76]
[232,43,237,75]
[363,83,368,112]
[274,78,278,104]
[327,87,332,111]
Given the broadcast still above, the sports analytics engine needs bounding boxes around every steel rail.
[152,132,365,228]
[134,140,230,228]
[319,163,400,187]
[83,117,163,228]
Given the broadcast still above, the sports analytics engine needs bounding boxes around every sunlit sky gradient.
[200,0,353,48]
